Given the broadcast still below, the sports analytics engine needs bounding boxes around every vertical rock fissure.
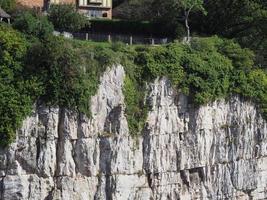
[99,136,112,199]
[55,108,64,177]
[0,177,4,200]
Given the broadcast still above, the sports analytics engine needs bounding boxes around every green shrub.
[13,11,54,39]
[0,25,42,147]
[238,69,267,118]
[25,36,120,117]
[27,37,86,114]
[136,44,185,85]
[218,39,254,71]
[123,76,148,135]
[111,41,125,52]
[0,0,15,13]
[182,38,233,104]
[48,4,89,32]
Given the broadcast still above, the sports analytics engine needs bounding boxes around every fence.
[72,32,171,45]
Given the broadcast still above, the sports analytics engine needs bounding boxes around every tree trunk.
[185,11,190,43]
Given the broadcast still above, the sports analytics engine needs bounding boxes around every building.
[17,0,112,19]
[78,0,112,19]
[17,0,44,9]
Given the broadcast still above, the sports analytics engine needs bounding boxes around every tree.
[0,24,27,82]
[13,11,54,39]
[192,0,266,38]
[0,0,16,13]
[48,4,89,32]
[112,0,154,21]
[115,0,205,39]
[190,0,267,68]
[179,0,206,42]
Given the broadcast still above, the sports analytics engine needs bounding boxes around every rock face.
[0,65,267,200]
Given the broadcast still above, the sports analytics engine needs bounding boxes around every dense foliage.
[123,76,148,135]
[48,4,89,32]
[13,11,54,39]
[0,0,16,13]
[192,0,267,41]
[0,25,41,146]
[192,0,267,68]
[26,37,120,116]
[0,24,266,145]
[114,0,267,68]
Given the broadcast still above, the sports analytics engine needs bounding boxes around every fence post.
[86,33,89,40]
[108,34,111,43]
[129,36,133,45]
[151,38,155,45]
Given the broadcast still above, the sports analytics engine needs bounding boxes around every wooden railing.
[72,32,171,45]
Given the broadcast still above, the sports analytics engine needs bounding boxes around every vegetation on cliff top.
[0,24,266,146]
[114,0,267,68]
[0,25,42,146]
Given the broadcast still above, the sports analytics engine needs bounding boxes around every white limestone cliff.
[0,65,266,200]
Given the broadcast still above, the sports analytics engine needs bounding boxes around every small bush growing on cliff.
[123,76,148,135]
[181,37,233,104]
[237,69,267,118]
[26,36,116,117]
[0,25,42,146]
[136,44,185,85]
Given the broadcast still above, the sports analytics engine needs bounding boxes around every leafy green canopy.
[26,38,117,116]
[191,0,267,68]
[0,25,41,146]
[194,0,267,40]
[0,0,15,13]
[48,4,89,32]
[13,11,54,39]
[114,0,267,68]
[179,0,206,13]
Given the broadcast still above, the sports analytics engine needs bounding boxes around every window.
[87,0,102,5]
[102,12,107,18]
[87,10,102,18]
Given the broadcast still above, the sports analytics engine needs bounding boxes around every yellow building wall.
[17,0,44,8]
[79,0,112,8]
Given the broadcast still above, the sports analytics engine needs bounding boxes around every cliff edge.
[0,66,266,200]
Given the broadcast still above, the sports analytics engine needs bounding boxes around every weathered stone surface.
[0,65,266,200]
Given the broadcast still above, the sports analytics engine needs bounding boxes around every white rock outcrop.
[0,65,266,200]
